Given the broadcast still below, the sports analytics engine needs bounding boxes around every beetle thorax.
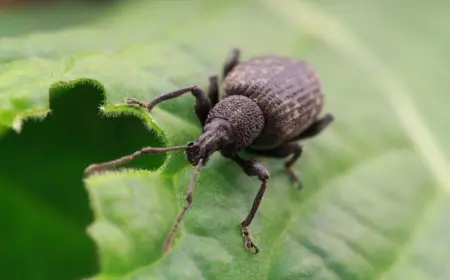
[205,95,265,150]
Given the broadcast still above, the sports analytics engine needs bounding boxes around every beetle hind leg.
[293,113,334,141]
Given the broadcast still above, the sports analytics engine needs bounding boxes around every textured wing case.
[224,55,323,149]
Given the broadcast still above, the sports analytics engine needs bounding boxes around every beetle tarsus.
[241,226,259,254]
[226,155,269,254]
[125,97,149,109]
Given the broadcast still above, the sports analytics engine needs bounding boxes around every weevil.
[84,48,334,254]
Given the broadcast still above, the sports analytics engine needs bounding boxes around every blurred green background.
[1,0,449,280]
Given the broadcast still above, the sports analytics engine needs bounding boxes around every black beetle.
[85,48,334,254]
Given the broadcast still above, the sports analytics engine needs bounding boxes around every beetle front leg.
[126,85,211,125]
[226,154,270,254]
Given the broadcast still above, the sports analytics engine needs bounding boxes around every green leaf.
[0,1,112,38]
[1,0,449,280]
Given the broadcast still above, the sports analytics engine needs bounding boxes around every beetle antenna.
[84,145,189,175]
[163,158,203,253]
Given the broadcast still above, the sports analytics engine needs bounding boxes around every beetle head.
[185,118,233,166]
[185,141,206,165]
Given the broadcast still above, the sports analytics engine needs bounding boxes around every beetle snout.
[186,142,202,166]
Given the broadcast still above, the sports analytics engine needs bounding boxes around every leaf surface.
[1,1,449,279]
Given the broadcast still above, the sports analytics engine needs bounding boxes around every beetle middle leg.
[247,143,304,189]
[126,80,218,125]
[223,48,240,78]
[224,154,269,254]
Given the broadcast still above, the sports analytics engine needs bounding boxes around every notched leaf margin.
[4,77,179,278]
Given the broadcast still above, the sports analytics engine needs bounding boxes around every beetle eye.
[187,141,195,147]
